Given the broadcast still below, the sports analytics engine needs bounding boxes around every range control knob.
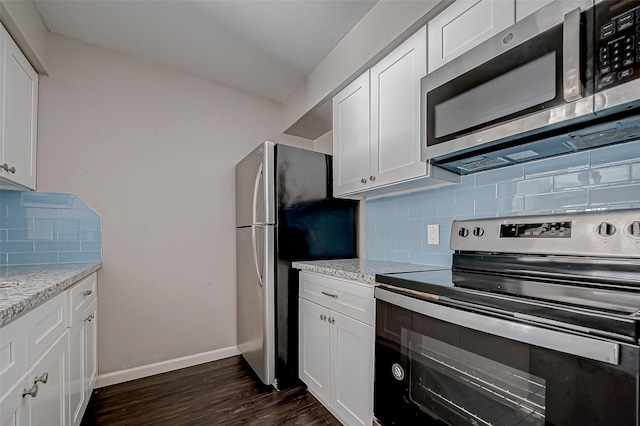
[458,227,469,237]
[473,227,485,237]
[596,222,616,237]
[628,221,640,237]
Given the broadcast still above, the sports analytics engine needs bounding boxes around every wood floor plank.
[82,356,342,426]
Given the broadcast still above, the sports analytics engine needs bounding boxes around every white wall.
[37,33,311,378]
[313,131,332,155]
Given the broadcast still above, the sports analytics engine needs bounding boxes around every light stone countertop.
[0,262,102,327]
[292,258,445,285]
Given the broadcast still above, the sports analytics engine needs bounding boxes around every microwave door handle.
[563,7,583,102]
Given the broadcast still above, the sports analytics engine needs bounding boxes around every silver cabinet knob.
[328,317,335,324]
[320,314,327,321]
[85,313,95,322]
[22,383,38,398]
[360,178,367,184]
[83,290,93,297]
[369,176,376,181]
[34,372,48,384]
[0,163,15,174]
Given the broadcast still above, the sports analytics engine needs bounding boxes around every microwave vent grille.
[565,126,640,151]
[457,156,511,172]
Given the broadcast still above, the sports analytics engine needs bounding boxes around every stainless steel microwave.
[421,0,640,174]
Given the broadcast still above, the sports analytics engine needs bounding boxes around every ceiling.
[35,0,378,102]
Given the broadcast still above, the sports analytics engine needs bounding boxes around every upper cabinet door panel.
[515,0,554,21]
[332,71,370,196]
[2,26,38,190]
[370,26,427,186]
[428,0,515,73]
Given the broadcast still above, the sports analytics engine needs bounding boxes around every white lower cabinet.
[298,272,374,426]
[0,272,98,426]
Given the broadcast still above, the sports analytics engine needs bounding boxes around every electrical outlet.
[427,224,439,245]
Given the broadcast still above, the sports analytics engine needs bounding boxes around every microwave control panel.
[595,0,640,90]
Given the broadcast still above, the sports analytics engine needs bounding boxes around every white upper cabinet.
[515,0,554,22]
[370,26,427,187]
[428,0,515,73]
[333,71,370,196]
[0,23,38,190]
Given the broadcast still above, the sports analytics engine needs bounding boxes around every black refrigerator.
[235,141,357,389]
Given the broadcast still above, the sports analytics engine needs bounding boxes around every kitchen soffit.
[35,0,378,102]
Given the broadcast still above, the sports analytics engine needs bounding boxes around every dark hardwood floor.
[81,356,341,426]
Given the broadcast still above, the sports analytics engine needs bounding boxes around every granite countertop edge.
[293,262,376,284]
[0,262,102,327]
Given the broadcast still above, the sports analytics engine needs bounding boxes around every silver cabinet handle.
[320,314,327,321]
[369,175,376,181]
[34,372,48,384]
[563,8,583,101]
[83,290,93,297]
[321,291,338,298]
[85,313,95,322]
[22,383,38,398]
[0,163,15,174]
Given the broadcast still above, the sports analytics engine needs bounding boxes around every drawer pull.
[83,290,93,297]
[320,314,327,321]
[22,383,38,398]
[321,291,338,298]
[85,313,95,322]
[34,372,48,384]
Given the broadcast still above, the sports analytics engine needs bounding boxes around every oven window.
[434,52,556,139]
[405,329,546,425]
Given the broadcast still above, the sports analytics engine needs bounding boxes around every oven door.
[374,290,640,426]
[420,0,594,164]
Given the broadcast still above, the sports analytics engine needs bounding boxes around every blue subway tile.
[58,252,101,263]
[35,241,81,252]
[22,194,71,207]
[590,140,640,165]
[0,254,6,265]
[81,241,101,252]
[397,241,422,252]
[77,231,101,241]
[7,207,58,219]
[56,219,80,230]
[69,195,90,209]
[364,249,385,261]
[0,230,5,241]
[365,231,385,242]
[0,191,23,206]
[524,152,590,177]
[0,242,34,253]
[396,197,422,210]
[27,230,55,241]
[7,230,28,240]
[8,252,57,265]
[554,164,630,190]
[423,190,455,205]
[57,209,99,220]
[57,230,78,241]
[0,218,29,229]
[377,221,397,233]
[590,184,640,205]
[497,176,553,197]
[385,231,409,243]
[475,165,524,186]
[364,222,375,232]
[475,197,524,214]
[33,219,55,230]
[397,219,422,232]
[524,191,589,210]
[438,200,474,217]
[454,185,496,203]
[386,252,409,262]
[80,220,101,230]
[384,208,407,222]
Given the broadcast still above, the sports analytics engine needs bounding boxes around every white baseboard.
[95,345,240,388]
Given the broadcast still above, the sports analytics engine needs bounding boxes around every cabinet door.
[0,375,30,426]
[298,298,330,403]
[29,331,68,426]
[515,0,554,21]
[428,0,515,73]
[370,26,427,188]
[84,299,98,396]
[68,320,85,426]
[329,311,374,426]
[332,71,370,196]
[1,25,38,190]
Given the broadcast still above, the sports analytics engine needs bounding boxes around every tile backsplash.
[0,191,101,265]
[365,141,640,266]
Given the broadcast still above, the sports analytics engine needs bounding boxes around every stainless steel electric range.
[374,209,640,426]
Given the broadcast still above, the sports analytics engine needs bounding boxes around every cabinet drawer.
[25,292,67,366]
[0,315,26,398]
[68,273,97,325]
[299,272,374,326]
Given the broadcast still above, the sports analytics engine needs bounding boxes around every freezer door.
[236,225,275,385]
[236,142,275,227]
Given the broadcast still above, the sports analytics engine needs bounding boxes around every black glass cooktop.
[375,269,640,342]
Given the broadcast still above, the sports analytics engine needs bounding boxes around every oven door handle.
[375,287,620,365]
[563,7,583,102]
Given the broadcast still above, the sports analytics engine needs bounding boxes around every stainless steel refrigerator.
[235,141,357,389]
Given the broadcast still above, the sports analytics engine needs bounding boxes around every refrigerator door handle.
[252,162,264,226]
[251,224,264,287]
